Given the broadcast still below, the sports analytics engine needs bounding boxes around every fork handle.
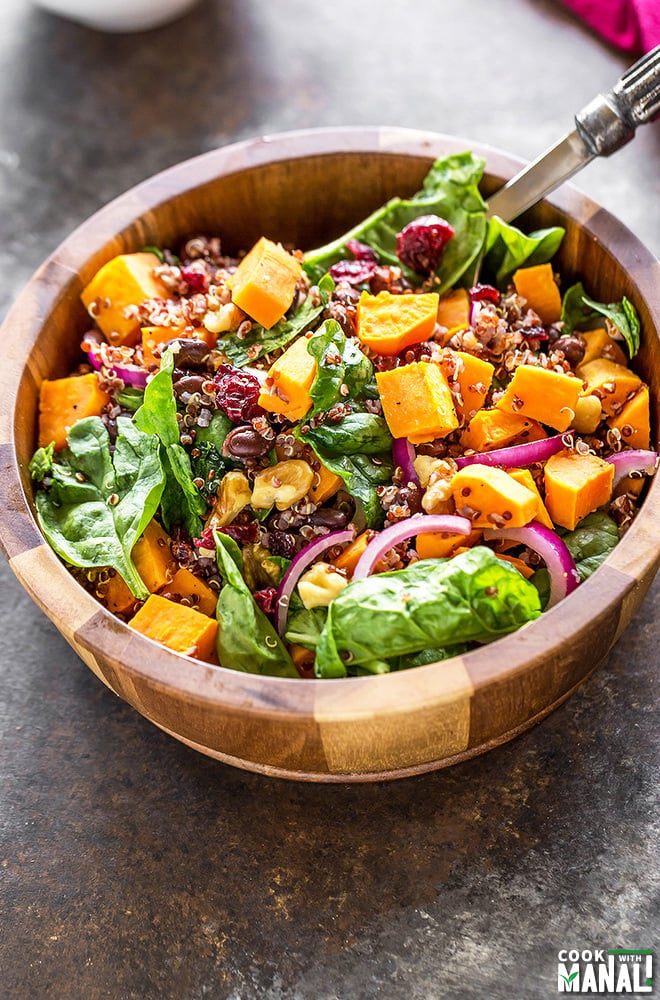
[575,44,660,157]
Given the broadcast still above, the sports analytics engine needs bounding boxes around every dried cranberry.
[214,365,265,423]
[219,521,260,545]
[267,530,297,559]
[469,283,500,305]
[345,239,378,262]
[396,215,454,275]
[253,587,277,615]
[329,258,379,286]
[194,527,215,550]
[181,265,210,294]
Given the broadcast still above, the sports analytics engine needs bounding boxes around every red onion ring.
[82,342,149,389]
[392,437,419,485]
[456,432,572,470]
[483,521,580,609]
[274,528,355,635]
[605,449,658,488]
[353,514,472,581]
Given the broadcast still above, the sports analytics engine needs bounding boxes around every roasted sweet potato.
[81,252,168,347]
[496,364,582,432]
[38,373,110,451]
[357,291,439,355]
[258,333,316,421]
[229,237,302,329]
[129,593,218,660]
[543,448,614,530]
[512,263,561,324]
[376,361,458,443]
[459,408,545,452]
[440,350,494,423]
[451,464,539,528]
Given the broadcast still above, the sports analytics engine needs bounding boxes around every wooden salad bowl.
[0,127,658,782]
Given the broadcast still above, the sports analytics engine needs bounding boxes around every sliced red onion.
[606,449,658,488]
[82,341,149,388]
[392,437,419,485]
[353,514,472,581]
[274,528,354,635]
[483,521,580,609]
[456,432,572,470]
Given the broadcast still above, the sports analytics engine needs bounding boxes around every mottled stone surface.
[0,1,658,997]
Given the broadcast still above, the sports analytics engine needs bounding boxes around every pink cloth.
[558,0,660,52]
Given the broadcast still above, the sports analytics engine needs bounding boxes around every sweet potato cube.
[331,531,371,576]
[81,252,169,347]
[440,350,494,423]
[451,464,538,528]
[416,528,482,560]
[38,373,110,451]
[258,334,316,421]
[357,291,439,355]
[577,358,642,419]
[99,571,139,616]
[376,361,458,443]
[309,460,343,505]
[497,364,582,432]
[512,263,561,324]
[460,408,545,452]
[133,520,176,594]
[161,567,218,618]
[436,288,470,338]
[507,467,553,529]
[607,384,651,449]
[543,448,614,530]
[129,593,218,660]
[229,237,302,329]
[580,327,628,368]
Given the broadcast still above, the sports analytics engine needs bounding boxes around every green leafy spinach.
[482,216,565,287]
[31,416,165,599]
[314,546,542,677]
[303,152,488,294]
[214,532,297,677]
[560,281,640,357]
[133,348,206,537]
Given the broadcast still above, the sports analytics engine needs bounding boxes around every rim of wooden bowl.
[1,126,659,781]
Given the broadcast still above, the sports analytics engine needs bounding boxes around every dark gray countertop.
[1,1,658,997]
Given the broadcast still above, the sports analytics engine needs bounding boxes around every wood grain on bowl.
[0,127,659,781]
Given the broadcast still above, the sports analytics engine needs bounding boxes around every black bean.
[552,334,586,366]
[173,374,206,398]
[222,425,270,459]
[309,508,348,529]
[171,338,212,369]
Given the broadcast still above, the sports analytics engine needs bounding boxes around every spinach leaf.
[391,644,471,670]
[133,348,206,537]
[561,282,640,357]
[190,412,236,503]
[214,532,297,677]
[483,216,565,287]
[532,511,619,607]
[222,274,334,368]
[314,546,542,677]
[562,511,620,581]
[306,319,373,413]
[302,412,392,456]
[32,416,164,599]
[305,446,393,528]
[284,603,328,650]
[115,386,145,412]
[29,442,55,481]
[304,152,488,294]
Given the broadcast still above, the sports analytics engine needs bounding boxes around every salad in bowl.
[29,151,657,680]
